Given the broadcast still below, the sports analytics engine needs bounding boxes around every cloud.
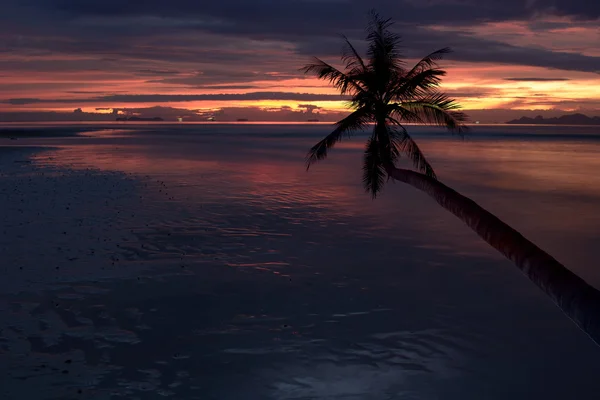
[389,27,600,74]
[149,69,301,87]
[135,69,182,76]
[6,98,42,105]
[2,0,599,74]
[40,0,600,25]
[444,88,501,98]
[1,0,599,119]
[297,104,323,114]
[66,90,129,94]
[503,77,571,81]
[4,92,349,105]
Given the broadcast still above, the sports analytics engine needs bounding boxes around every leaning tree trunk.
[385,165,600,346]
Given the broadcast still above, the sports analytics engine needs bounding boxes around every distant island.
[307,119,319,122]
[116,116,164,122]
[506,113,600,125]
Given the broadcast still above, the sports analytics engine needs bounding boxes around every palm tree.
[302,11,600,346]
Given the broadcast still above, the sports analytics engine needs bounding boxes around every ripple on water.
[3,133,600,399]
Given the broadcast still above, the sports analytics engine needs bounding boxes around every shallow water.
[1,124,600,399]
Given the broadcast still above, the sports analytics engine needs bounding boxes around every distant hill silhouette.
[116,116,164,121]
[506,113,600,125]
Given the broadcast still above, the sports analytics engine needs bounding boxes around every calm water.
[1,124,600,399]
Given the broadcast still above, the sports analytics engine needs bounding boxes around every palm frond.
[389,48,451,101]
[406,48,452,78]
[306,107,371,169]
[348,89,374,109]
[387,117,437,179]
[366,10,402,61]
[387,103,426,124]
[301,58,365,96]
[363,136,386,198]
[366,10,405,81]
[341,35,367,74]
[398,92,469,133]
[390,68,446,101]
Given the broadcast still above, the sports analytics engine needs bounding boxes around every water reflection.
[2,125,600,399]
[29,128,600,284]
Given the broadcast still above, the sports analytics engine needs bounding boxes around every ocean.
[1,123,599,399]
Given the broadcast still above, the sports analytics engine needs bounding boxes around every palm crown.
[302,11,469,197]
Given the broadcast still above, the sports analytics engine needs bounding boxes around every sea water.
[1,123,599,399]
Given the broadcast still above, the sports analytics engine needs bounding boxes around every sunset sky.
[1,0,599,122]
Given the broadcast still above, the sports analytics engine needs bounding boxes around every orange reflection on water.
[337,138,600,197]
[420,140,600,197]
[33,142,365,215]
[37,144,222,175]
[25,131,600,285]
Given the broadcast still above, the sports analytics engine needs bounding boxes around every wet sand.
[1,124,600,399]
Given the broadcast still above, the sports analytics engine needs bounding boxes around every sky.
[1,0,599,123]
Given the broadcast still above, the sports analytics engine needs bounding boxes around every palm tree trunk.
[385,165,600,346]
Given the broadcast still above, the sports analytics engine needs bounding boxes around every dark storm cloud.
[3,0,599,42]
[6,1,591,68]
[444,38,600,74]
[67,91,127,94]
[149,70,301,86]
[504,78,572,81]
[1,0,599,99]
[293,26,600,73]
[45,0,600,24]
[135,69,182,76]
[4,92,349,105]
[444,88,500,98]
[500,97,600,110]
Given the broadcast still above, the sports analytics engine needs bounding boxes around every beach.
[1,123,600,399]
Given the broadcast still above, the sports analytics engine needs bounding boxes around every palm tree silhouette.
[302,11,600,346]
